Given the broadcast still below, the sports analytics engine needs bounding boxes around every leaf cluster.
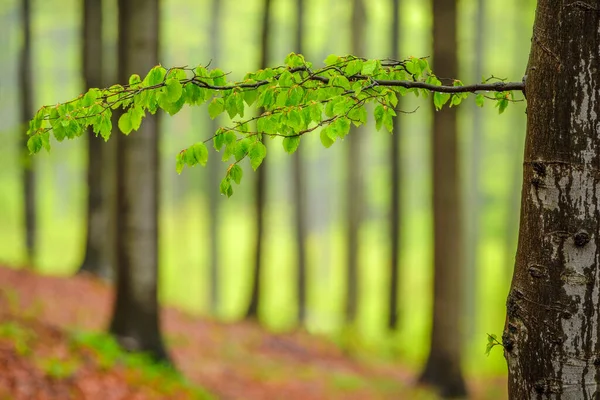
[26,53,518,196]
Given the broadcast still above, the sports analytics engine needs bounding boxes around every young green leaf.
[208,98,225,119]
[248,141,267,170]
[228,164,243,184]
[220,177,233,197]
[282,136,300,154]
[118,112,133,134]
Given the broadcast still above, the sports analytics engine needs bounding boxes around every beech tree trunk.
[505,0,600,397]
[387,0,401,331]
[418,0,467,396]
[344,0,366,326]
[78,0,113,281]
[207,0,222,315]
[246,0,272,320]
[108,0,168,361]
[293,0,308,325]
[19,0,36,265]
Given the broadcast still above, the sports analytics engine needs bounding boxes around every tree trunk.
[245,0,272,320]
[19,0,36,266]
[418,0,467,396]
[293,0,308,325]
[464,0,485,342]
[387,0,401,331]
[108,0,168,362]
[207,0,222,315]
[344,0,366,326]
[78,0,113,281]
[505,1,600,397]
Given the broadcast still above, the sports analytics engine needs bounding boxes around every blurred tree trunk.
[108,0,168,361]
[387,0,401,331]
[417,0,467,397]
[207,0,222,315]
[78,0,114,281]
[19,0,36,266]
[293,0,308,325]
[505,1,600,396]
[344,0,366,326]
[245,0,272,320]
[464,0,485,342]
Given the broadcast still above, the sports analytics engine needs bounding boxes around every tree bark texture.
[505,1,600,398]
[344,0,366,326]
[293,0,308,325]
[207,0,222,315]
[19,0,36,265]
[246,0,272,320]
[418,0,467,397]
[108,0,168,361]
[388,0,401,331]
[79,0,114,281]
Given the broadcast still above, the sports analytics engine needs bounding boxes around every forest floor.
[0,266,507,399]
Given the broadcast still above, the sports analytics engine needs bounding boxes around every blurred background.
[0,0,535,396]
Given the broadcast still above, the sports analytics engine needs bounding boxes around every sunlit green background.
[0,0,535,380]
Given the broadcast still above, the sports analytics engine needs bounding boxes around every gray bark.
[19,0,36,265]
[108,0,168,362]
[344,0,366,326]
[387,0,401,331]
[293,0,308,325]
[78,0,114,281]
[245,0,272,320]
[418,0,467,396]
[505,1,600,398]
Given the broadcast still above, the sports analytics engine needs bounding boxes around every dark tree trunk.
[418,0,467,397]
[387,0,401,331]
[505,1,600,397]
[207,0,222,315]
[293,0,308,325]
[245,0,272,320]
[344,0,366,326]
[19,0,36,266]
[78,0,114,281]
[464,0,485,342]
[108,0,168,362]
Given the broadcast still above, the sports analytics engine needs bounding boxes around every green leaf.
[374,104,385,131]
[82,89,100,107]
[229,164,243,184]
[284,52,305,68]
[128,74,141,86]
[475,94,485,107]
[118,112,133,134]
[164,77,183,102]
[361,59,379,75]
[176,152,185,174]
[27,134,42,154]
[278,70,295,87]
[324,54,340,66]
[235,138,252,162]
[210,68,227,86]
[282,136,300,154]
[143,65,167,86]
[220,177,233,197]
[208,98,225,119]
[433,92,451,110]
[345,59,363,76]
[320,128,334,148]
[244,88,258,106]
[248,141,267,170]
[188,142,209,167]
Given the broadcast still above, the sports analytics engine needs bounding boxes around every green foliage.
[485,333,503,356]
[27,53,521,196]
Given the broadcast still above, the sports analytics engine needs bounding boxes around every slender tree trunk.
[344,0,366,326]
[505,1,600,397]
[245,0,272,320]
[387,0,401,331]
[78,0,113,281]
[464,0,485,342]
[293,0,308,325]
[19,0,36,266]
[108,0,168,362]
[207,0,222,315]
[418,0,467,396]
